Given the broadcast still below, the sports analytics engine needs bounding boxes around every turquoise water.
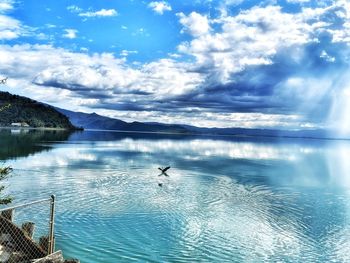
[2,129,350,262]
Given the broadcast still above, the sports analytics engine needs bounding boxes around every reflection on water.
[0,129,73,160]
[2,130,350,262]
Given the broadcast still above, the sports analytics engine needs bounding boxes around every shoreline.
[81,128,350,142]
[1,126,349,142]
[0,126,82,131]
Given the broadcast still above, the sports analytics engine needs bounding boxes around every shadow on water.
[0,129,74,161]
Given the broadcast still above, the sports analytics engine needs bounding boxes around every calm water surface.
[1,129,350,262]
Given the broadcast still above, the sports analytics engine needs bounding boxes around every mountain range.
[56,108,190,133]
[56,108,333,140]
[0,91,337,140]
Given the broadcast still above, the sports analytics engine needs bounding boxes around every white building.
[11,122,30,127]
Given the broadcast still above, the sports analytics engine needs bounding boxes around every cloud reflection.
[5,135,350,262]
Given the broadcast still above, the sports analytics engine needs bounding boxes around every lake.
[1,129,350,262]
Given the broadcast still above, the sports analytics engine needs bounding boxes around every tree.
[0,166,12,205]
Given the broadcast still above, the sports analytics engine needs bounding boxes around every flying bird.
[0,77,7,84]
[158,166,171,174]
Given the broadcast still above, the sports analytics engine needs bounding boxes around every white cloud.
[0,44,202,105]
[0,0,26,39]
[306,3,350,46]
[10,43,302,128]
[177,12,210,37]
[1,1,350,129]
[36,32,47,40]
[286,0,310,3]
[45,24,56,28]
[176,4,350,83]
[79,9,118,18]
[97,108,306,129]
[120,50,138,57]
[62,29,77,39]
[0,1,13,12]
[148,1,172,15]
[0,31,328,129]
[0,14,22,39]
[131,27,150,37]
[137,59,203,96]
[223,0,244,6]
[66,5,82,13]
[320,50,335,62]
[67,5,118,18]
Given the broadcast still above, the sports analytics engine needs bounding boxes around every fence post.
[48,195,55,255]
[1,209,14,221]
[22,221,35,238]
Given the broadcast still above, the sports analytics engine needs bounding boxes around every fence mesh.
[0,197,55,262]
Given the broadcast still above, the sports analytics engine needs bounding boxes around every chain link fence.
[0,196,55,262]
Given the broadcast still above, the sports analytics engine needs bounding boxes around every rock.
[7,251,29,263]
[22,222,35,238]
[32,250,64,263]
[39,236,49,253]
[1,209,14,221]
[64,259,80,263]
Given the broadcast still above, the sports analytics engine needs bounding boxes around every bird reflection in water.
[158,166,171,186]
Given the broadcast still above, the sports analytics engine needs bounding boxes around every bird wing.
[163,166,171,172]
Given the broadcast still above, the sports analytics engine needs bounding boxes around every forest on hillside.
[0,91,76,129]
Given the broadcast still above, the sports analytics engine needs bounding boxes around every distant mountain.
[185,126,331,139]
[56,108,190,133]
[146,122,332,139]
[0,91,76,129]
[0,92,337,139]
[57,107,335,140]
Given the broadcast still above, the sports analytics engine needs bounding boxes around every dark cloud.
[90,101,148,112]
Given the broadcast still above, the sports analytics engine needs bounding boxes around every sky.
[0,0,349,132]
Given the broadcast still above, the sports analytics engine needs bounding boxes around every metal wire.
[0,196,55,262]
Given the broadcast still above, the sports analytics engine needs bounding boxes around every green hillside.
[0,91,76,129]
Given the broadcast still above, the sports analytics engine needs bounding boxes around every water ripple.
[7,136,350,262]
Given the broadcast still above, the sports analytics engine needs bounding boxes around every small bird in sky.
[0,77,7,84]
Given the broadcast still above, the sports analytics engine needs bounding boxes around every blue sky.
[0,0,349,132]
